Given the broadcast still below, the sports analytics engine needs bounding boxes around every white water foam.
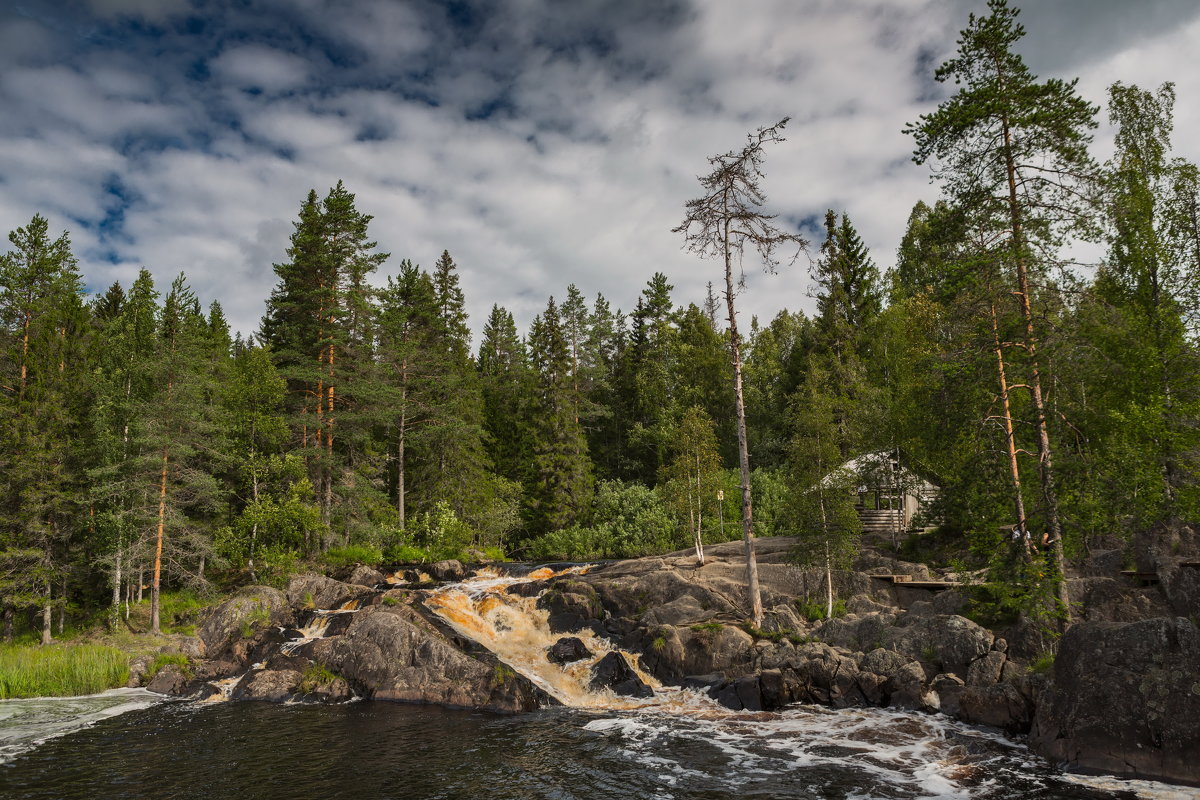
[0,687,161,764]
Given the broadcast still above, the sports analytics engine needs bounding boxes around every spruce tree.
[526,298,594,533]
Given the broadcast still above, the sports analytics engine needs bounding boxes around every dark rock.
[300,677,354,704]
[856,671,889,705]
[1030,617,1200,786]
[285,574,367,611]
[233,668,302,701]
[932,673,966,716]
[505,580,548,598]
[308,604,541,712]
[348,565,387,587]
[196,586,288,659]
[966,651,1005,686]
[681,672,725,690]
[428,560,467,582]
[547,637,593,664]
[146,664,190,695]
[537,580,604,634]
[588,652,653,698]
[711,675,763,711]
[959,682,1033,733]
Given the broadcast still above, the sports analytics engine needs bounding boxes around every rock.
[146,664,190,695]
[126,655,152,688]
[547,637,593,664]
[285,574,367,611]
[505,580,548,598]
[966,651,1006,686]
[589,652,653,698]
[428,560,466,582]
[348,565,387,587]
[639,595,714,627]
[958,682,1033,733]
[196,586,288,659]
[301,677,354,704]
[537,580,604,634]
[711,675,763,711]
[1030,617,1200,786]
[233,668,302,701]
[932,673,966,716]
[308,603,541,712]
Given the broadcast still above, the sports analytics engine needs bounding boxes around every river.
[1,689,1195,799]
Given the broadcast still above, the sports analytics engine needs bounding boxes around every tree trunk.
[991,304,1031,561]
[693,453,705,565]
[248,468,259,582]
[41,580,52,646]
[324,342,335,534]
[724,215,763,627]
[398,373,407,528]
[151,447,168,634]
[1003,117,1069,617]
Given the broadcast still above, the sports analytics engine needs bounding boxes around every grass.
[1028,652,1055,674]
[0,643,130,699]
[239,607,270,639]
[491,664,516,685]
[690,621,724,633]
[299,662,338,694]
[146,652,191,681]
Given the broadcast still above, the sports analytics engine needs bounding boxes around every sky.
[2,0,1199,341]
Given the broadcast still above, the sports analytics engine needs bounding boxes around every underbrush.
[0,643,130,698]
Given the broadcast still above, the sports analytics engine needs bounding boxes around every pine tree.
[0,215,87,643]
[675,118,807,626]
[907,0,1099,616]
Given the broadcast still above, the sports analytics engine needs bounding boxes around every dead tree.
[674,118,806,627]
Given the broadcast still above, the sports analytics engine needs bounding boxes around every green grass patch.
[0,644,130,698]
[491,663,516,685]
[1028,652,1055,674]
[382,544,431,564]
[239,607,271,639]
[146,652,190,681]
[381,595,400,607]
[323,545,383,568]
[690,621,723,633]
[299,662,338,694]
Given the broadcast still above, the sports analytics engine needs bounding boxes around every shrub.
[382,544,431,564]
[299,663,338,694]
[524,525,613,561]
[1028,652,1055,674]
[323,545,383,569]
[0,644,130,698]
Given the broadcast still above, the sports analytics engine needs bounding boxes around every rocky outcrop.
[1030,616,1200,786]
[307,601,541,712]
[589,652,653,698]
[195,586,288,658]
[547,637,592,664]
[285,574,371,611]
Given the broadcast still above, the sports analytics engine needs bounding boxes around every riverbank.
[136,537,1199,788]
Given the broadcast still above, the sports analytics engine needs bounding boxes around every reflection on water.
[0,699,1162,800]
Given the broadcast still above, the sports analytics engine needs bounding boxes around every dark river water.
[0,696,1172,800]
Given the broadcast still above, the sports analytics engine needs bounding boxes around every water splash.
[280,599,361,655]
[0,689,160,764]
[424,566,682,709]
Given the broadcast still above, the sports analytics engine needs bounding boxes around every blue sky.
[3,0,1199,339]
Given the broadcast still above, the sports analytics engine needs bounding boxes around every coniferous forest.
[3,0,1200,644]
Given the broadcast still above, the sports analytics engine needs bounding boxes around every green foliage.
[239,607,271,639]
[383,544,431,564]
[381,595,400,607]
[323,545,383,569]
[1028,652,1056,674]
[298,662,338,694]
[690,621,723,633]
[0,644,130,698]
[491,663,516,685]
[795,598,846,621]
[407,501,475,561]
[146,652,190,681]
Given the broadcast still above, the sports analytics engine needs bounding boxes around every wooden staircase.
[857,508,904,535]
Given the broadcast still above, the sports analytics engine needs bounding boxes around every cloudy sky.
[3,0,1199,340]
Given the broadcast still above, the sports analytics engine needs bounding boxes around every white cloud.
[0,0,1198,342]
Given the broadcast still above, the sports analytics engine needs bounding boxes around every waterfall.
[423,566,714,712]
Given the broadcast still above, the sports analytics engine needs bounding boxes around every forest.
[2,1,1198,643]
